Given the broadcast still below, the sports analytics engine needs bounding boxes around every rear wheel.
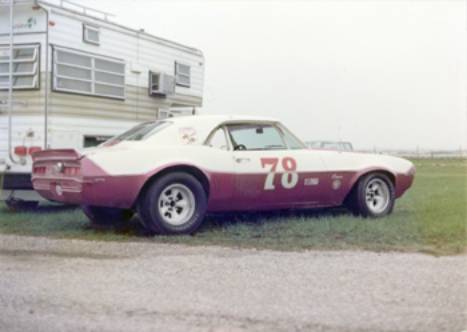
[5,199,39,212]
[137,172,207,235]
[347,173,395,217]
[82,205,134,226]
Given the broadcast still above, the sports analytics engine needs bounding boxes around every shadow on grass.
[202,207,351,230]
[1,203,354,239]
[94,207,355,240]
[1,203,79,214]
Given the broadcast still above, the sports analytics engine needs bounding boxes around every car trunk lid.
[32,149,82,179]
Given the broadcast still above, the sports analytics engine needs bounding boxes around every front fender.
[345,165,414,202]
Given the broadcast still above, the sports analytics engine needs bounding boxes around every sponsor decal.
[331,174,343,190]
[55,184,63,196]
[332,179,341,190]
[13,17,37,30]
[304,177,319,186]
[260,157,298,190]
[179,127,197,145]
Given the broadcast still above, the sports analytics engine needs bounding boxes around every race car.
[31,115,415,235]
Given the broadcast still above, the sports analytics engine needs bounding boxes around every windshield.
[103,121,171,146]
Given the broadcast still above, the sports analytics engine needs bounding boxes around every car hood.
[309,149,415,174]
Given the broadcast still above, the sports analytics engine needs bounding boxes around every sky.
[78,0,466,151]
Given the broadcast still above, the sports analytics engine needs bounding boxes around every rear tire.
[137,172,207,235]
[82,205,134,226]
[347,173,395,217]
[5,199,39,212]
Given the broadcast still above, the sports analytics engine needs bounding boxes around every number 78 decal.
[261,157,299,190]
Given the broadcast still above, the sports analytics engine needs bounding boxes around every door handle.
[235,157,251,163]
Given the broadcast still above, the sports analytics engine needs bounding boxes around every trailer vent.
[149,71,175,96]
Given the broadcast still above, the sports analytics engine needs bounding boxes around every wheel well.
[135,165,210,207]
[344,170,396,204]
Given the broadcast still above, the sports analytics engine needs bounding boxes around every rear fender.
[132,163,211,208]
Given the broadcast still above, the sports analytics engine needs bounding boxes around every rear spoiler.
[32,149,82,162]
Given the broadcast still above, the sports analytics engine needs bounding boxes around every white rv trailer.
[0,0,205,208]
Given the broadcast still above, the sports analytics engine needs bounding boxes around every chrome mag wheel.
[365,178,390,214]
[157,183,196,226]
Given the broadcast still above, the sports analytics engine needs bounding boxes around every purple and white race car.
[32,115,415,234]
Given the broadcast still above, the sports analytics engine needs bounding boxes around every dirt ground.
[0,234,466,332]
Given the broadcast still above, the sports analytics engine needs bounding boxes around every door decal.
[260,157,298,190]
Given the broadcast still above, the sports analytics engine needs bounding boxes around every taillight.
[14,146,28,157]
[33,166,46,174]
[14,145,42,157]
[64,167,80,176]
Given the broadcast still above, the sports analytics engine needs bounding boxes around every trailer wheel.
[137,172,208,235]
[82,205,134,226]
[5,199,39,212]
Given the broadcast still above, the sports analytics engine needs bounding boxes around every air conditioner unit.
[149,71,175,96]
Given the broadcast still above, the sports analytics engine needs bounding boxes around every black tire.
[5,199,39,212]
[347,172,395,218]
[82,205,134,226]
[137,172,208,235]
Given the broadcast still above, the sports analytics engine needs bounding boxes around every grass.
[0,158,466,255]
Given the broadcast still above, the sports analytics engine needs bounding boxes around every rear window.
[104,121,171,146]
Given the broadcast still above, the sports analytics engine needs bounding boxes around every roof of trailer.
[36,0,203,56]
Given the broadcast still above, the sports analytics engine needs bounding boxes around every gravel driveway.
[0,234,465,332]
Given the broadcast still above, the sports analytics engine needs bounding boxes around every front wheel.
[137,172,208,235]
[82,205,134,226]
[347,173,395,217]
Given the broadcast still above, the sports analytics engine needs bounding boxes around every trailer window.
[84,135,112,148]
[83,24,100,45]
[0,44,40,90]
[53,47,125,99]
[175,62,190,87]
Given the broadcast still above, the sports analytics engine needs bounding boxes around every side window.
[227,124,286,151]
[0,44,40,90]
[207,128,229,150]
[175,62,191,87]
[279,125,306,150]
[83,24,100,45]
[53,46,125,99]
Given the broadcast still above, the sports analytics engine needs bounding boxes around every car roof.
[140,114,282,146]
[165,114,279,126]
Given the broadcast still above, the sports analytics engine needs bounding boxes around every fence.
[359,149,467,159]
